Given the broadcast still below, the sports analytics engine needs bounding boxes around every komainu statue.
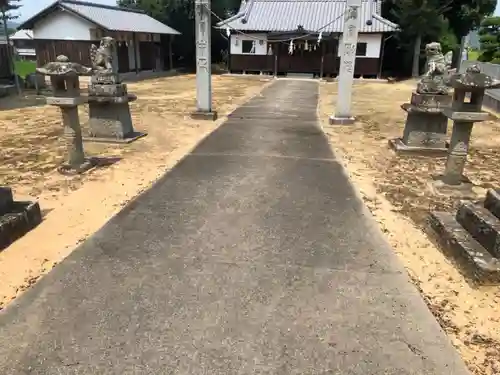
[416,42,454,95]
[90,36,116,72]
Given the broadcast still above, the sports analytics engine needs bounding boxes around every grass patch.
[14,60,36,79]
[468,50,479,61]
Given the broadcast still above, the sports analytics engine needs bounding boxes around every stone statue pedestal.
[0,186,42,251]
[389,92,451,155]
[431,66,499,196]
[85,73,146,143]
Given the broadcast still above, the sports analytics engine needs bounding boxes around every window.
[242,40,255,54]
[356,42,367,57]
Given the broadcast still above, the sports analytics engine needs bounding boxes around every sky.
[15,0,500,22]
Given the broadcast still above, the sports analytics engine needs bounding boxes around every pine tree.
[478,16,500,63]
[0,0,21,35]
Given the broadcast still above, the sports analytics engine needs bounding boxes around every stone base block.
[484,189,500,219]
[428,211,500,284]
[87,100,136,140]
[83,131,147,144]
[456,200,500,258]
[429,175,476,198]
[400,109,448,149]
[0,186,14,214]
[0,200,42,251]
[58,158,96,176]
[190,110,218,121]
[388,137,448,156]
[328,116,355,125]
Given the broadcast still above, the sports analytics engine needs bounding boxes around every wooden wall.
[35,39,161,73]
[0,44,12,79]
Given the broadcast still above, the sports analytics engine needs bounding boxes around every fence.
[460,60,500,112]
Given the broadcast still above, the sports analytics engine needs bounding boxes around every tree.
[442,0,496,40]
[478,16,500,63]
[116,0,240,66]
[0,0,21,31]
[384,0,447,77]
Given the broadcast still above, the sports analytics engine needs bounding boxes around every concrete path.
[0,80,469,374]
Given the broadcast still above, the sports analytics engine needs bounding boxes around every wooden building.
[219,0,399,78]
[17,0,180,73]
[0,38,12,79]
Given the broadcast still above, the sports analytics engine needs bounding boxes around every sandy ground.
[0,74,270,310]
[320,80,500,375]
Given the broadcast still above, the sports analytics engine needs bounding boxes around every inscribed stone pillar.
[191,0,217,120]
[330,0,361,125]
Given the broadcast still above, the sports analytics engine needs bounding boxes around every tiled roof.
[18,0,180,35]
[220,0,398,33]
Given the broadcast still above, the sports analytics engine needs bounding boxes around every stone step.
[429,211,500,284]
[0,187,13,215]
[484,188,500,219]
[0,201,42,251]
[456,200,500,258]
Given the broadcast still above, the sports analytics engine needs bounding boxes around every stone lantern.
[36,55,94,174]
[433,64,500,194]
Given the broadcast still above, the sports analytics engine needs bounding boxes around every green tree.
[0,0,21,32]
[478,16,500,63]
[442,0,496,40]
[117,0,240,66]
[384,0,447,77]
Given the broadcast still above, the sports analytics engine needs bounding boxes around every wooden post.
[133,33,139,74]
[273,43,278,77]
[320,40,325,79]
[169,35,174,70]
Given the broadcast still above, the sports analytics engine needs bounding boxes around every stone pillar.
[62,105,85,168]
[190,0,217,121]
[329,0,361,125]
[389,92,450,155]
[441,121,473,185]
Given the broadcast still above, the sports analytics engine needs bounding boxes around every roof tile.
[222,0,398,33]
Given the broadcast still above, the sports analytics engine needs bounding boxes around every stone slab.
[87,94,136,104]
[0,201,42,251]
[83,131,147,144]
[456,201,500,258]
[190,110,218,121]
[401,103,444,114]
[388,138,448,156]
[442,108,491,122]
[410,92,451,108]
[328,116,355,125]
[46,96,87,107]
[88,83,128,97]
[400,110,448,149]
[91,73,120,85]
[484,189,500,220]
[428,211,500,284]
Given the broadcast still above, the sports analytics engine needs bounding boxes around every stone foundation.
[0,187,42,251]
[86,91,146,143]
[429,188,500,284]
[390,92,451,155]
[190,110,218,121]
